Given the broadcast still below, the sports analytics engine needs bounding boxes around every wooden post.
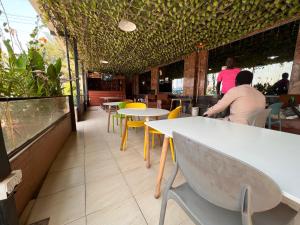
[151,67,159,94]
[196,49,209,99]
[183,52,197,97]
[133,74,139,98]
[289,24,300,94]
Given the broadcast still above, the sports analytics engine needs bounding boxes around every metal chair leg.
[159,193,168,225]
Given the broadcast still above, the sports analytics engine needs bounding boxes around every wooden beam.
[289,24,300,94]
[196,49,209,98]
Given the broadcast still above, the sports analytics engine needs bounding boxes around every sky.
[0,0,51,53]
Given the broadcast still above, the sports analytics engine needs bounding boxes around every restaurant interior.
[1,1,300,225]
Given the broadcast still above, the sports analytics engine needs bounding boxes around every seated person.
[204,70,265,125]
[272,72,289,95]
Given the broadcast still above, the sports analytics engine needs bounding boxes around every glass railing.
[0,96,70,156]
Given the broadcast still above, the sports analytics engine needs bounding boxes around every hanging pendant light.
[118,19,136,32]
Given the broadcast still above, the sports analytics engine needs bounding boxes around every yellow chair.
[122,102,147,150]
[148,106,182,162]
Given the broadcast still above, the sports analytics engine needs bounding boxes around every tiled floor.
[27,107,193,225]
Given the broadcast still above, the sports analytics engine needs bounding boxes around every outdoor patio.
[26,107,192,225]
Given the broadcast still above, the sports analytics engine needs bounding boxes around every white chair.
[159,131,297,225]
[248,108,271,128]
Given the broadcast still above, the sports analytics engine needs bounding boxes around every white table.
[118,108,169,168]
[146,116,300,213]
[103,102,122,132]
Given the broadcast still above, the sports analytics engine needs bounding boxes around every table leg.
[145,117,151,168]
[154,136,169,198]
[107,106,111,133]
[120,116,128,151]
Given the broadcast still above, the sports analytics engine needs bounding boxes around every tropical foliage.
[253,82,274,95]
[39,0,300,74]
[0,16,63,97]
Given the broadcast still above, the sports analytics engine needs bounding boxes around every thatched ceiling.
[38,0,300,74]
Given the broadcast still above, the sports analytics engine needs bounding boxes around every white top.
[118,108,169,117]
[103,102,122,106]
[145,116,300,208]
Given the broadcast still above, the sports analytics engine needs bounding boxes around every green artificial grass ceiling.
[39,0,300,74]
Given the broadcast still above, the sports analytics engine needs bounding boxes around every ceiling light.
[268,56,279,60]
[100,60,108,64]
[209,68,212,71]
[118,19,136,32]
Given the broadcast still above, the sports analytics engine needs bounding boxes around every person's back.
[217,57,240,95]
[273,73,289,95]
[217,68,241,94]
[228,85,265,124]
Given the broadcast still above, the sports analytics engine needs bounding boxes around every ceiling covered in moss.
[209,20,300,73]
[38,0,300,74]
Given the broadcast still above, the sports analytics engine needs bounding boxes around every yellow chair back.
[125,102,147,109]
[168,106,182,119]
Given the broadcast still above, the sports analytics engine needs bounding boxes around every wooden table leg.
[120,116,128,151]
[145,117,151,168]
[154,136,169,198]
[107,106,111,133]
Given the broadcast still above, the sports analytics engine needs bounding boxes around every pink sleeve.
[217,71,223,82]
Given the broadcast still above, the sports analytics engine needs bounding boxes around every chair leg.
[159,134,162,146]
[120,118,123,137]
[126,128,128,148]
[152,133,155,149]
[159,193,168,225]
[112,116,115,132]
[169,138,175,162]
[279,120,282,131]
[143,128,147,160]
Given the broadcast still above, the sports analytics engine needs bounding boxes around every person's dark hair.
[225,57,236,69]
[282,73,289,79]
[235,70,253,86]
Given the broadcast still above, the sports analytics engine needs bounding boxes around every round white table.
[103,102,122,132]
[117,108,169,168]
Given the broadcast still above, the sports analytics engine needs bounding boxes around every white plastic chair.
[159,131,297,225]
[248,108,271,128]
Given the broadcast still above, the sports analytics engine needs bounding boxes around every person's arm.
[204,89,236,117]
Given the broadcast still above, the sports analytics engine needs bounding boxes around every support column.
[151,67,159,94]
[81,63,87,111]
[183,52,197,97]
[196,49,209,98]
[289,24,300,94]
[73,38,81,121]
[133,74,139,98]
[64,26,74,99]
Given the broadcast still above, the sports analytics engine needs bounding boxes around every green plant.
[253,82,274,95]
[0,15,63,97]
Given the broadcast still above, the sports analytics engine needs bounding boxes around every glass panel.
[0,97,69,155]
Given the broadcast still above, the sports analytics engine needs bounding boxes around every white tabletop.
[145,116,300,208]
[118,108,169,117]
[103,102,122,106]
